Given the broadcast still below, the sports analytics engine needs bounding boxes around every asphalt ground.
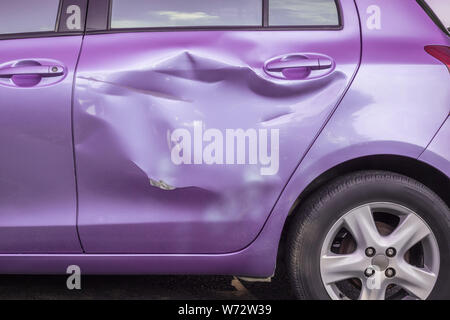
[0,269,295,300]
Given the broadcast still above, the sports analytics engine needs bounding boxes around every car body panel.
[73,1,361,254]
[420,117,450,177]
[0,36,83,253]
[248,0,450,276]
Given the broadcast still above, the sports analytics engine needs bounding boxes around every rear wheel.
[287,171,450,300]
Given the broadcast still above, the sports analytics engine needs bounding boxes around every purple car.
[0,0,449,300]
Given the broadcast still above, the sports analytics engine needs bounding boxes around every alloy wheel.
[320,202,440,300]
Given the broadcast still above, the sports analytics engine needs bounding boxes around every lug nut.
[386,247,396,257]
[364,267,376,277]
[385,268,396,278]
[365,247,376,257]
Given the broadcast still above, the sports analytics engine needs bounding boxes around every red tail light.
[425,45,450,72]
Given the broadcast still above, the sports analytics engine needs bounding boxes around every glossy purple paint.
[419,117,450,177]
[0,37,83,253]
[73,0,360,254]
[0,0,448,277]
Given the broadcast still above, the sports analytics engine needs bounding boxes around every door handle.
[264,53,335,80]
[0,65,64,77]
[266,58,332,72]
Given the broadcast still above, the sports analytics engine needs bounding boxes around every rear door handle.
[266,58,332,72]
[0,65,64,77]
[264,53,335,80]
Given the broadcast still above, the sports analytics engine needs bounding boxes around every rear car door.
[0,0,86,253]
[75,0,361,253]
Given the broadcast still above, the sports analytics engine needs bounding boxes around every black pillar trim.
[86,0,110,32]
[57,0,88,33]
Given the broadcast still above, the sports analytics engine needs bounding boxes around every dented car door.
[74,0,361,253]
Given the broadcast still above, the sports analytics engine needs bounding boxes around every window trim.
[87,0,343,34]
[416,0,450,36]
[0,31,83,41]
[0,0,344,40]
[0,0,86,41]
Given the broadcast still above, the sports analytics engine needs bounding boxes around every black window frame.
[0,0,87,40]
[87,0,343,34]
[416,0,450,36]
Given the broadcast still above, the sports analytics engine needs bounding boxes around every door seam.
[71,1,90,253]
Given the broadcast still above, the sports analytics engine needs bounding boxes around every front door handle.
[0,65,64,77]
[264,53,335,80]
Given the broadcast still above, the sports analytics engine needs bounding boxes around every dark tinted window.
[111,0,263,28]
[269,0,339,26]
[0,0,60,35]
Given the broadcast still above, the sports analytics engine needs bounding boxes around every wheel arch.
[279,154,450,251]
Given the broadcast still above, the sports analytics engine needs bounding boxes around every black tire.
[286,170,450,300]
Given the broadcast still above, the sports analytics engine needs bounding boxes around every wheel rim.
[320,202,440,300]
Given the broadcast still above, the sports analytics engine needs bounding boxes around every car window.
[0,0,60,35]
[269,0,339,26]
[110,0,263,28]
